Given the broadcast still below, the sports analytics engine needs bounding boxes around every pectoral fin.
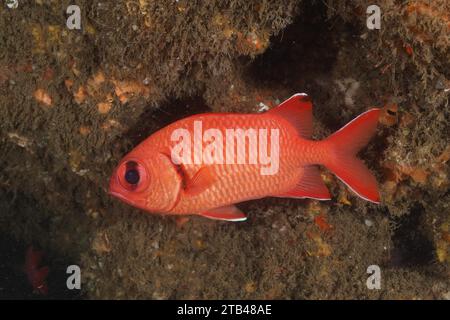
[185,166,215,196]
[199,205,247,222]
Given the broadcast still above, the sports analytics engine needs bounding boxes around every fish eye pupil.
[125,169,140,185]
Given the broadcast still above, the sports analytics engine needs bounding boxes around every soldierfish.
[109,94,381,221]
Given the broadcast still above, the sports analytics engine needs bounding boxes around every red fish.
[24,246,49,295]
[109,94,380,221]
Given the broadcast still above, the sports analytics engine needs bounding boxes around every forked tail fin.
[323,109,381,203]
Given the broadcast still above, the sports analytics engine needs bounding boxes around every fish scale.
[169,113,302,214]
[109,94,381,221]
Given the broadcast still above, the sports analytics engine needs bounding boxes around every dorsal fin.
[267,93,313,138]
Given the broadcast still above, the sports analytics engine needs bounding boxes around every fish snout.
[108,171,129,202]
[108,171,119,196]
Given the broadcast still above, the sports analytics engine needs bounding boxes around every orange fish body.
[109,94,380,221]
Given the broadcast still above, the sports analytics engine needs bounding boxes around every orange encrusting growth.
[109,94,381,221]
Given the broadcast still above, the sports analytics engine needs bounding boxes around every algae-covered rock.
[0,1,448,299]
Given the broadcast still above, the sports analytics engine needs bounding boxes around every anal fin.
[275,166,331,200]
[199,205,247,222]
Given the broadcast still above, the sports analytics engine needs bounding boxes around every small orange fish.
[109,94,380,221]
[24,246,49,295]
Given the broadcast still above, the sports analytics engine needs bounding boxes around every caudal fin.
[323,109,381,203]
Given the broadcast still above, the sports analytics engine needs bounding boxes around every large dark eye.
[124,161,140,185]
[125,168,140,184]
[117,159,149,192]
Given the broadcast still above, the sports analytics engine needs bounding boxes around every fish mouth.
[108,189,127,201]
[108,174,126,200]
[108,174,149,210]
[108,183,138,208]
[108,190,140,210]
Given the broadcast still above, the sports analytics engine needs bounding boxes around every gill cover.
[149,153,183,212]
